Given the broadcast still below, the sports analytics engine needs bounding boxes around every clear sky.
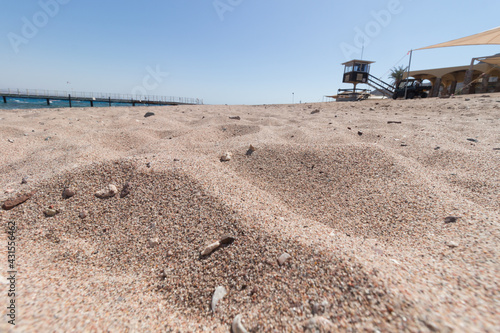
[1,0,499,105]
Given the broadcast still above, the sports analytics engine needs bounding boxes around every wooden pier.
[0,88,203,107]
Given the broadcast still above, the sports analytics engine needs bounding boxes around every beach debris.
[310,109,320,114]
[464,98,470,101]
[44,208,59,217]
[231,314,249,333]
[219,235,236,245]
[446,241,459,248]
[401,143,408,147]
[2,191,35,210]
[79,210,88,219]
[21,177,28,184]
[246,145,256,156]
[211,286,227,312]
[148,237,160,248]
[229,116,241,120]
[493,148,500,151]
[95,184,118,199]
[434,146,441,150]
[201,241,221,256]
[467,138,478,143]
[357,131,363,136]
[304,316,335,332]
[201,235,235,256]
[369,107,375,111]
[120,182,131,198]
[444,216,459,223]
[277,253,291,266]
[387,121,402,124]
[144,112,155,118]
[7,139,14,143]
[146,162,152,168]
[62,187,76,199]
[44,137,51,141]
[220,152,232,162]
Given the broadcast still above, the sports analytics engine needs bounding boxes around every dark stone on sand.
[246,145,256,156]
[357,131,363,136]
[310,109,320,114]
[444,216,459,223]
[387,121,402,124]
[79,210,88,219]
[120,182,131,198]
[21,177,28,184]
[434,146,441,150]
[144,112,155,118]
[2,191,34,210]
[467,138,478,143]
[219,235,236,245]
[493,148,500,151]
[229,116,241,120]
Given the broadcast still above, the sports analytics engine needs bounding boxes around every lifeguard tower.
[331,59,394,101]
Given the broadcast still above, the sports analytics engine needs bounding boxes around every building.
[407,55,500,97]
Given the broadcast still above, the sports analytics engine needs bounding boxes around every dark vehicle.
[392,79,432,99]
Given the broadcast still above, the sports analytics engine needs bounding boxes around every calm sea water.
[0,97,133,110]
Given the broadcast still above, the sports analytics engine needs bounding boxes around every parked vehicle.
[392,79,432,99]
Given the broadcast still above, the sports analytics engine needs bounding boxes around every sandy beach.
[0,94,499,332]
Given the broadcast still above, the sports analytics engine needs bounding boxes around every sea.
[0,97,134,110]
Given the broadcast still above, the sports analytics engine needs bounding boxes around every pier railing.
[0,88,203,105]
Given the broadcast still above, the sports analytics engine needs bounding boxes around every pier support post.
[109,97,111,107]
[90,100,94,107]
[2,96,6,103]
[132,100,135,107]
[68,94,72,108]
[46,98,50,106]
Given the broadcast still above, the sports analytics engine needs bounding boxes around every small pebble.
[148,238,159,248]
[229,116,241,120]
[120,182,131,198]
[446,241,459,248]
[62,187,76,199]
[95,184,118,198]
[444,216,459,223]
[201,241,220,256]
[7,139,14,143]
[21,177,28,184]
[220,152,232,162]
[44,208,59,217]
[79,211,88,219]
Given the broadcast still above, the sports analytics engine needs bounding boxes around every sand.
[0,94,499,332]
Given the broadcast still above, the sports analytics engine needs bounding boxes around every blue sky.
[1,0,499,105]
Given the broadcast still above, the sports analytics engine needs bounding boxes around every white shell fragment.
[232,314,249,333]
[211,286,227,312]
[277,253,291,266]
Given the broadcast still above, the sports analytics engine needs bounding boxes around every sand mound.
[230,144,451,245]
[11,159,417,331]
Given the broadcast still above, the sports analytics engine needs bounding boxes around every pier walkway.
[1,88,203,107]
